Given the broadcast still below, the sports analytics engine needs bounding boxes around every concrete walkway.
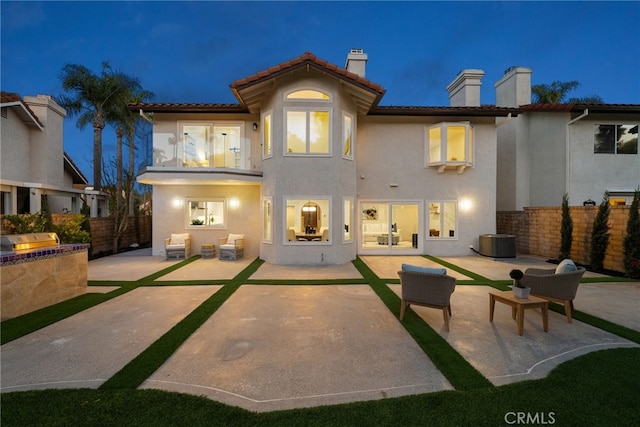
[1,251,638,412]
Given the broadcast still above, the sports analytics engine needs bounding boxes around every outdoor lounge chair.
[219,233,244,260]
[164,233,191,260]
[521,265,586,323]
[397,270,457,331]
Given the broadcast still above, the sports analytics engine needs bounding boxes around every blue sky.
[2,1,639,181]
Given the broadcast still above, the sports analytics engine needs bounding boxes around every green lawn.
[2,256,639,426]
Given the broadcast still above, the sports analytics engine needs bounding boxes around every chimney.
[345,48,367,78]
[446,69,485,107]
[494,66,532,107]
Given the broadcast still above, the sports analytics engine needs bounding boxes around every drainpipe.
[496,113,512,128]
[139,109,154,124]
[566,109,589,202]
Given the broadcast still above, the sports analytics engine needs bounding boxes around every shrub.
[53,214,92,244]
[623,189,640,279]
[589,193,610,272]
[559,193,573,260]
[1,213,48,234]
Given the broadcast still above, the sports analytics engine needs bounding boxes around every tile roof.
[0,91,45,128]
[230,51,385,95]
[371,105,518,117]
[127,102,246,113]
[519,103,640,113]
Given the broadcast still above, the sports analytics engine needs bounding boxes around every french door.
[358,201,422,254]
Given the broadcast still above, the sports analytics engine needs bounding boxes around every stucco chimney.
[446,69,485,107]
[345,48,367,78]
[494,66,532,107]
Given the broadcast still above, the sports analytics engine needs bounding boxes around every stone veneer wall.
[1,245,88,320]
[497,206,630,273]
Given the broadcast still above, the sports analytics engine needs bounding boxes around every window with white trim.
[262,112,272,158]
[186,199,226,228]
[343,112,354,159]
[343,197,353,242]
[285,109,331,154]
[284,197,331,244]
[262,197,272,242]
[427,201,457,239]
[426,122,474,173]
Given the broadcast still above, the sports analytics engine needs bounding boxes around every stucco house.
[132,50,524,264]
[494,67,640,210]
[0,92,100,216]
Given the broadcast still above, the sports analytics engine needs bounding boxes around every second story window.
[285,110,331,154]
[425,122,474,173]
[594,124,638,154]
[284,88,332,156]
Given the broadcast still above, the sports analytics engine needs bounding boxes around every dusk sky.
[2,1,639,181]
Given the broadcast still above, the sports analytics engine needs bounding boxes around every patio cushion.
[170,233,190,245]
[226,233,244,244]
[555,259,577,274]
[401,263,446,275]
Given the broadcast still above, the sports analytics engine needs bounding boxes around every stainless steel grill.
[0,233,60,252]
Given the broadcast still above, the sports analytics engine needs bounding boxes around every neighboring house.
[0,92,105,217]
[495,67,640,210]
[132,50,519,264]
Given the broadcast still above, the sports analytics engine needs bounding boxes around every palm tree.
[531,81,579,104]
[58,62,143,191]
[532,80,604,104]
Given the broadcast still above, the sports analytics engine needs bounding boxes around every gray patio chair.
[521,267,586,323]
[397,270,457,331]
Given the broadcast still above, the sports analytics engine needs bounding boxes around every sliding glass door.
[359,201,422,254]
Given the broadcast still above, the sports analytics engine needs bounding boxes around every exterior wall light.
[229,198,240,209]
[253,122,258,131]
[460,198,473,212]
[172,198,183,208]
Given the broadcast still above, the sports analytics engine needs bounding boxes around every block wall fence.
[497,206,631,273]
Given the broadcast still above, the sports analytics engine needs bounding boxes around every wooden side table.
[201,243,216,259]
[489,291,549,336]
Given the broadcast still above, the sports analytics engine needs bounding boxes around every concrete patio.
[1,250,638,412]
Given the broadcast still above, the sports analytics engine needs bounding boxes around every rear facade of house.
[132,50,516,265]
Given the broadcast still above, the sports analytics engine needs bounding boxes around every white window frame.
[185,198,227,229]
[179,122,213,168]
[426,200,458,240]
[425,122,474,173]
[343,197,354,243]
[285,88,331,101]
[262,111,273,159]
[283,196,332,245]
[283,108,333,156]
[262,196,273,243]
[342,111,355,160]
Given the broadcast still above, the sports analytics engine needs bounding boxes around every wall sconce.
[229,198,240,209]
[252,123,258,132]
[460,198,473,212]
[172,198,183,208]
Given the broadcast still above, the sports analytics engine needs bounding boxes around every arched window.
[286,89,330,100]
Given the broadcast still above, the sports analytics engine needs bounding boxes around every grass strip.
[0,284,139,345]
[6,345,637,425]
[423,255,494,283]
[352,257,492,391]
[244,278,368,285]
[100,258,264,390]
[545,302,640,344]
[137,255,202,283]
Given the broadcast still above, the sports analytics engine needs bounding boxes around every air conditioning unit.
[478,234,516,258]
